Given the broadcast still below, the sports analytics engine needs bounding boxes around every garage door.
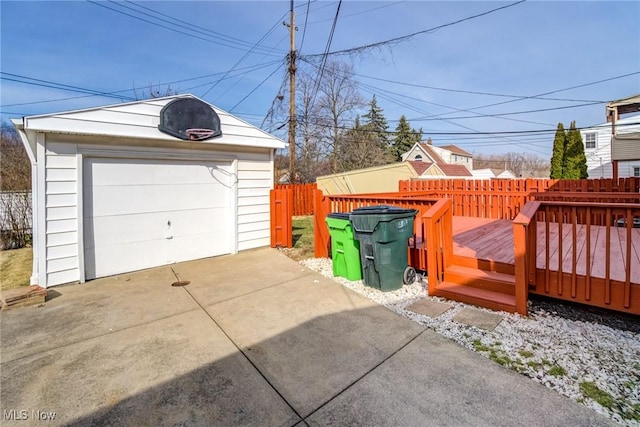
[83,157,233,280]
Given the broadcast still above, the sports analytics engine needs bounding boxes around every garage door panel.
[87,159,231,186]
[86,184,229,218]
[84,157,233,280]
[165,208,230,236]
[85,240,169,279]
[84,212,168,249]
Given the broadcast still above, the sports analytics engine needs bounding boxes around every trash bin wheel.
[403,266,416,285]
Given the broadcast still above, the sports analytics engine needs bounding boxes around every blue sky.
[1,1,639,157]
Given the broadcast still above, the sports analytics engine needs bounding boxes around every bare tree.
[473,152,549,177]
[314,61,365,173]
[338,117,394,172]
[1,122,30,191]
[295,70,326,182]
[0,122,32,248]
[133,83,179,100]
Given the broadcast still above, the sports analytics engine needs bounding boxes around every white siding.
[44,139,79,286]
[237,154,272,251]
[582,114,640,178]
[25,95,284,149]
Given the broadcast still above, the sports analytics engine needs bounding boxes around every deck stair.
[431,263,518,313]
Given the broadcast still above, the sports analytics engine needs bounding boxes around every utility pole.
[286,0,297,183]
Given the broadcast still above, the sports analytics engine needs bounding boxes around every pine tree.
[564,121,588,179]
[362,95,390,148]
[549,123,566,179]
[392,115,421,161]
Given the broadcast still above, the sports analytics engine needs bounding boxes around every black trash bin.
[349,206,418,291]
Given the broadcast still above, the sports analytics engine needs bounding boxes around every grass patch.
[0,247,32,292]
[547,365,566,377]
[471,339,490,352]
[518,350,534,358]
[526,361,541,369]
[626,403,640,421]
[580,381,615,410]
[282,216,315,261]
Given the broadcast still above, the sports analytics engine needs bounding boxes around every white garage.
[13,95,285,287]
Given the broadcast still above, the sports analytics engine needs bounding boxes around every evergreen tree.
[392,115,422,161]
[549,121,588,179]
[549,123,566,179]
[564,121,588,179]
[362,95,390,148]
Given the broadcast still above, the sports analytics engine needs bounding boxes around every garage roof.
[12,94,285,149]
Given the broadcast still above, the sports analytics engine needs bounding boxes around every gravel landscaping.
[301,257,640,426]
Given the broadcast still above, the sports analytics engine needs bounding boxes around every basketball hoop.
[158,98,222,141]
[186,128,216,141]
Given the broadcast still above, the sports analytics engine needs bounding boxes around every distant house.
[316,139,473,194]
[470,168,517,179]
[401,139,473,172]
[581,113,640,179]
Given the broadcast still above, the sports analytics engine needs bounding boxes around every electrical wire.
[354,72,605,103]
[201,12,287,97]
[124,0,277,51]
[86,0,283,56]
[0,61,282,109]
[229,63,285,112]
[298,0,311,53]
[308,1,343,112]
[303,0,526,58]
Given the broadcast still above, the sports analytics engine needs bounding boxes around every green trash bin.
[325,213,362,281]
[349,206,418,291]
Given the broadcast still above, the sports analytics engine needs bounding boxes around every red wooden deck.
[443,216,640,284]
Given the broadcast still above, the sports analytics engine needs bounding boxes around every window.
[414,154,423,162]
[584,132,597,149]
[634,167,640,178]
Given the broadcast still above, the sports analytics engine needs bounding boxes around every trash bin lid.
[350,205,417,216]
[327,212,350,220]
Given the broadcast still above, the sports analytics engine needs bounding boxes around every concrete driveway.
[1,248,612,426]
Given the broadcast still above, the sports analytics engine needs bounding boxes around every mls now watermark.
[3,409,57,421]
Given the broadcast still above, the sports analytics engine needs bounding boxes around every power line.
[124,0,276,51]
[307,1,405,25]
[303,0,526,58]
[0,61,281,108]
[355,72,604,103]
[447,71,640,114]
[86,0,283,56]
[229,63,285,111]
[201,12,287,97]
[311,0,343,108]
[298,0,311,52]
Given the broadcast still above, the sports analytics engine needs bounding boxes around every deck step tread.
[433,282,517,312]
[445,265,515,284]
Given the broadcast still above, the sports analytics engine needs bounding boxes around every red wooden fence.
[270,188,293,248]
[275,183,316,216]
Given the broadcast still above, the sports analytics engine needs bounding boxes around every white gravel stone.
[300,257,640,427]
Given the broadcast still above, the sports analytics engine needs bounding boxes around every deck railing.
[514,197,640,314]
[422,199,453,296]
[399,177,640,221]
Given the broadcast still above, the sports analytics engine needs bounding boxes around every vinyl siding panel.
[26,96,285,149]
[582,115,640,178]
[45,140,80,285]
[236,155,272,250]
